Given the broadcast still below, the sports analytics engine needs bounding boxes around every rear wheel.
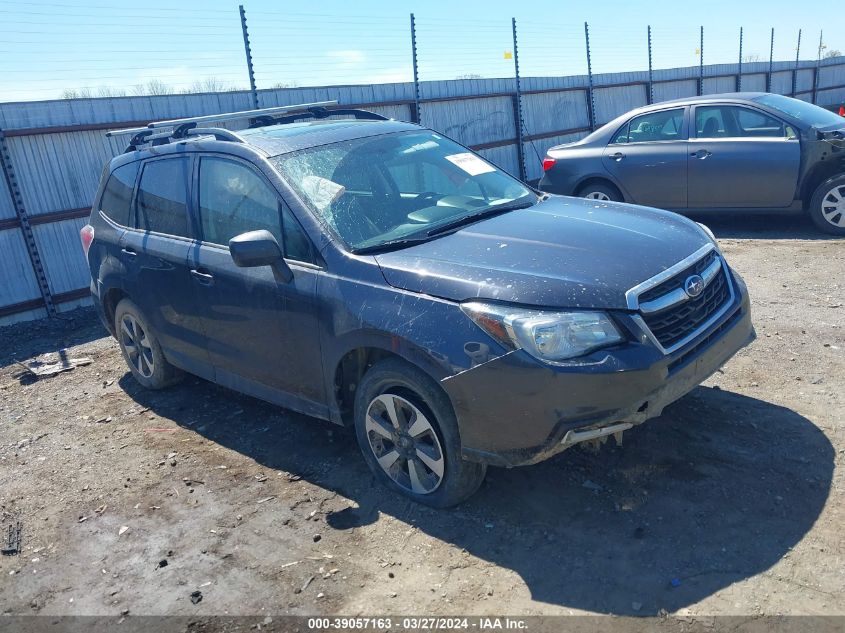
[576,181,622,202]
[114,298,182,389]
[809,174,845,235]
[353,358,486,508]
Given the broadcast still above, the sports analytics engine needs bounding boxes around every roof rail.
[105,101,338,137]
[249,106,388,128]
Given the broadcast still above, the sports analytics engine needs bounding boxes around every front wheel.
[353,359,486,508]
[808,175,845,235]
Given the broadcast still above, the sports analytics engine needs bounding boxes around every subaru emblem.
[684,274,705,298]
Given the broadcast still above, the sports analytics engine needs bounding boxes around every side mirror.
[229,230,293,282]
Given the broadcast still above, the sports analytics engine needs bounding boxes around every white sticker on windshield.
[445,152,496,176]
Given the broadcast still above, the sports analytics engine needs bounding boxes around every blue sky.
[0,0,840,102]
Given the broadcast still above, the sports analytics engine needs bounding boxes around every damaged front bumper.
[442,276,754,468]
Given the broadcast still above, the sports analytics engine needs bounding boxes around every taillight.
[80,224,94,257]
[542,157,556,172]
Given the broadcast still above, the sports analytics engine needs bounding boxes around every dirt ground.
[0,214,843,619]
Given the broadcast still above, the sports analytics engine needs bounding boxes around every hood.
[374,196,711,310]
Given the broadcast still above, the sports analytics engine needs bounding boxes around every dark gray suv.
[81,104,754,507]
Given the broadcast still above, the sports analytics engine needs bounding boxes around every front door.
[189,155,326,417]
[688,104,801,208]
[601,106,688,209]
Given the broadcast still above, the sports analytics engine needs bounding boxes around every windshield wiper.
[426,199,536,237]
[352,236,433,255]
[352,198,537,255]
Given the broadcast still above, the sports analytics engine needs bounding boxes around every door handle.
[609,152,625,161]
[120,247,137,257]
[691,149,712,159]
[190,269,214,285]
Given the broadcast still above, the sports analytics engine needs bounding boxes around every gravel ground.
[0,214,842,619]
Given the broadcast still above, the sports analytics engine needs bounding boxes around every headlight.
[461,302,624,362]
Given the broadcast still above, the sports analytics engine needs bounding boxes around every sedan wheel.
[364,393,445,494]
[583,191,611,201]
[809,175,845,235]
[820,184,845,228]
[120,314,155,378]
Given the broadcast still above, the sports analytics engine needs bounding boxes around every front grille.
[638,251,732,350]
[638,250,719,303]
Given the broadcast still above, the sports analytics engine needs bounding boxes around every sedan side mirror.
[229,230,293,283]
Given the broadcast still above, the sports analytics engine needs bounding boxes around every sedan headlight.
[461,302,624,362]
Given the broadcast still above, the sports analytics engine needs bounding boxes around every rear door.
[601,106,688,209]
[120,154,212,377]
[189,154,326,415]
[688,104,801,208]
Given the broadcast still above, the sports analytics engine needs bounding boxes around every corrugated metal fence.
[1,56,844,324]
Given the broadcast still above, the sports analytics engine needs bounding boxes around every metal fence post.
[511,18,527,182]
[698,26,704,96]
[647,25,654,104]
[792,29,802,97]
[584,22,596,131]
[737,27,743,92]
[410,13,422,124]
[767,28,774,92]
[238,4,259,110]
[813,30,823,104]
[0,128,55,317]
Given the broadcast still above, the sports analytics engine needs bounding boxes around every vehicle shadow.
[120,375,833,615]
[687,212,843,241]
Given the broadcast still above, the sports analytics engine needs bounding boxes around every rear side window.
[99,162,139,226]
[136,157,191,237]
[615,108,685,143]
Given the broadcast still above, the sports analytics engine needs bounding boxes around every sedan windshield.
[271,131,535,251]
[753,94,845,128]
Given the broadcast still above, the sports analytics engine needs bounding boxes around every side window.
[736,107,785,137]
[696,106,726,137]
[198,157,313,262]
[611,123,631,144]
[136,157,191,237]
[624,108,685,143]
[99,161,139,226]
[697,106,785,138]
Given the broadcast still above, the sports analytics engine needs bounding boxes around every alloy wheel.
[584,191,611,201]
[821,185,845,228]
[364,393,445,494]
[120,314,155,378]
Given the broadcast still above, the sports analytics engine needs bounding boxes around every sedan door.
[189,155,326,417]
[688,104,801,208]
[601,107,688,209]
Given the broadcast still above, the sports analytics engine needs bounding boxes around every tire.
[808,174,845,235]
[576,181,622,202]
[353,358,487,508]
[114,298,182,389]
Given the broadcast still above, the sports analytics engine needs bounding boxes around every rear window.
[754,94,844,128]
[136,157,191,237]
[99,162,139,226]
